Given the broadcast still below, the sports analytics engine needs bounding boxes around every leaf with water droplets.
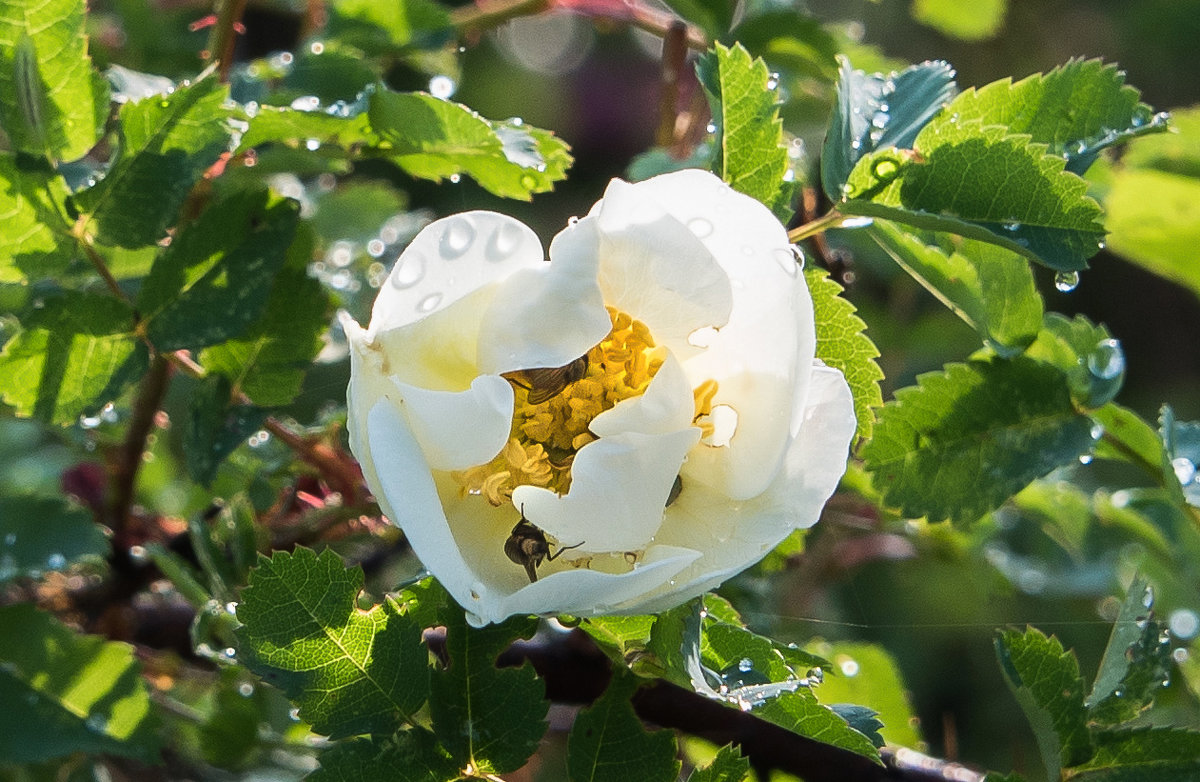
[805,266,883,438]
[138,188,299,352]
[1159,406,1200,507]
[862,356,1097,524]
[869,220,1043,354]
[995,627,1092,778]
[236,547,429,739]
[567,671,680,782]
[1091,404,1179,497]
[755,690,882,762]
[0,0,108,160]
[78,74,234,248]
[840,120,1107,273]
[429,609,546,775]
[0,495,108,583]
[1024,314,1124,410]
[820,57,957,201]
[0,604,161,763]
[696,42,791,217]
[942,59,1167,175]
[0,291,148,426]
[1087,575,1174,726]
[1071,726,1200,779]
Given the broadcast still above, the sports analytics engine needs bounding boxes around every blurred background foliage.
[3,0,1199,778]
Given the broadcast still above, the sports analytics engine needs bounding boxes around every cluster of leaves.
[2,0,1200,779]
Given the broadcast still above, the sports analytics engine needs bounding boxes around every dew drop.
[304,137,320,151]
[1079,454,1094,465]
[838,657,860,677]
[687,217,713,238]
[806,667,824,684]
[705,122,717,134]
[1091,423,1104,440]
[772,247,799,277]
[309,41,325,55]
[85,715,108,733]
[871,157,899,180]
[1142,584,1156,609]
[1169,609,1199,639]
[390,252,425,289]
[1174,647,1190,664]
[1087,338,1125,380]
[687,326,719,349]
[237,682,255,697]
[487,222,524,262]
[46,553,66,570]
[289,707,301,721]
[367,238,385,257]
[290,95,320,111]
[1172,457,1196,486]
[737,657,753,673]
[428,74,456,99]
[440,216,476,258]
[1054,271,1080,292]
[417,293,443,313]
[1001,220,1022,231]
[448,173,461,184]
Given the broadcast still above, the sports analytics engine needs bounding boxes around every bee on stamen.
[503,356,589,405]
[504,505,584,583]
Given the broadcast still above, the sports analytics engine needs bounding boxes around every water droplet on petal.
[687,217,713,238]
[1054,271,1080,292]
[390,252,425,289]
[687,326,719,348]
[773,247,799,277]
[417,293,443,313]
[487,222,524,262]
[440,216,476,259]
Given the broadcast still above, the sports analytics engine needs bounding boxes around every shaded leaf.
[944,59,1167,174]
[829,704,884,748]
[995,628,1092,778]
[686,743,751,782]
[429,610,546,774]
[567,672,680,782]
[236,547,429,739]
[0,0,108,160]
[183,375,268,486]
[1024,314,1124,410]
[81,75,232,247]
[0,153,76,283]
[1087,576,1172,726]
[0,604,160,763]
[0,495,108,582]
[0,291,147,425]
[820,57,957,201]
[138,188,299,351]
[862,356,1096,524]
[869,220,1042,354]
[1070,727,1200,780]
[696,42,789,214]
[729,11,838,82]
[805,265,883,438]
[308,729,459,782]
[756,690,881,762]
[661,0,733,39]
[841,120,1106,272]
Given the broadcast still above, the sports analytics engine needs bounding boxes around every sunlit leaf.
[0,154,76,283]
[567,672,680,782]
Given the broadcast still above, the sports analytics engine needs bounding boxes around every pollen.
[455,307,666,504]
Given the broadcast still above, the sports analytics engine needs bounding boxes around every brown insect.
[503,356,589,404]
[505,506,584,583]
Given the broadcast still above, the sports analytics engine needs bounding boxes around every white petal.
[369,212,544,336]
[588,351,695,437]
[476,217,611,375]
[621,365,855,614]
[512,428,700,553]
[364,400,482,614]
[587,179,734,355]
[387,375,513,471]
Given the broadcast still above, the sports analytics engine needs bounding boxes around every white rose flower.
[342,169,856,626]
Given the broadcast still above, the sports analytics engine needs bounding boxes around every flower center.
[456,307,665,505]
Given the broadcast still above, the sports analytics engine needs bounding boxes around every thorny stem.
[209,0,250,83]
[787,209,848,243]
[107,354,171,538]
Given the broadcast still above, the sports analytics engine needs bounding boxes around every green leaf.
[728,12,838,82]
[995,628,1092,778]
[828,704,884,748]
[138,188,300,351]
[0,291,147,425]
[1102,107,1200,300]
[820,58,957,201]
[869,221,1043,354]
[236,547,429,739]
[1091,404,1178,497]
[0,153,76,283]
[803,641,923,750]
[0,0,107,160]
[0,495,108,582]
[198,226,330,406]
[805,265,883,439]
[368,88,572,200]
[1086,576,1172,726]
[1161,406,1200,506]
[237,102,374,152]
[702,621,806,687]
[308,729,460,782]
[1070,727,1200,779]
[567,672,680,782]
[1025,314,1124,410]
[755,690,881,762]
[912,0,1006,40]
[943,59,1167,175]
[81,75,233,247]
[862,356,1097,524]
[310,182,406,243]
[183,375,268,486]
[0,604,160,763]
[430,610,547,774]
[696,43,789,215]
[840,121,1106,273]
[660,0,733,39]
[580,615,657,659]
[327,0,452,52]
[686,744,751,782]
